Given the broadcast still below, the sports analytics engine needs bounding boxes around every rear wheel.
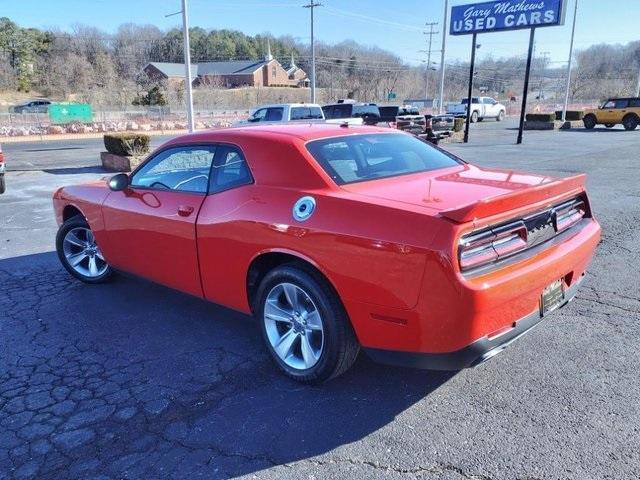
[583,114,597,129]
[256,264,359,383]
[496,110,505,122]
[56,215,113,283]
[0,174,5,194]
[622,114,638,131]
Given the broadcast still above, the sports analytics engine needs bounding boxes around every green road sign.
[387,91,397,100]
[49,103,93,125]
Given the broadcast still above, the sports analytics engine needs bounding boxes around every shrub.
[103,133,150,156]
[453,117,465,132]
[554,110,584,121]
[525,113,556,122]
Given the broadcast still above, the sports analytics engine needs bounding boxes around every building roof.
[146,62,198,80]
[145,60,271,79]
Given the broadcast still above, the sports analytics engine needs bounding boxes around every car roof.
[253,103,322,109]
[166,123,396,144]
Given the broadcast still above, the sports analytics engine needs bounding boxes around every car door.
[613,99,629,122]
[484,98,499,117]
[101,144,216,296]
[598,100,616,123]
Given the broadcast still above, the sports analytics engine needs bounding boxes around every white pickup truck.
[238,103,325,125]
[447,96,506,123]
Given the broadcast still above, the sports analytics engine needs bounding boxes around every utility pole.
[438,0,448,114]
[562,0,578,122]
[181,0,195,132]
[423,22,439,107]
[303,1,322,103]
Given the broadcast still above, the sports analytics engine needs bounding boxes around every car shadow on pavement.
[0,251,455,478]
[42,166,107,175]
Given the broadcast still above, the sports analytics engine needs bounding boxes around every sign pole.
[517,27,536,145]
[463,32,477,144]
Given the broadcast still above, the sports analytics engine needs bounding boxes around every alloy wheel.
[263,282,324,370]
[62,227,108,278]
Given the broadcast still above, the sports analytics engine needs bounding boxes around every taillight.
[554,199,586,232]
[459,221,528,271]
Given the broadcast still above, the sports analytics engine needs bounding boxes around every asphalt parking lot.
[1,119,639,479]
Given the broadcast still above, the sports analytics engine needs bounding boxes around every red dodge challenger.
[53,124,600,383]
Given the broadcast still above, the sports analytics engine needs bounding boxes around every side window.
[265,107,284,121]
[630,99,640,107]
[603,100,615,109]
[251,108,267,122]
[309,106,324,119]
[614,99,629,109]
[322,105,333,118]
[131,146,215,194]
[209,146,253,194]
[333,104,352,118]
[272,65,277,78]
[290,107,309,120]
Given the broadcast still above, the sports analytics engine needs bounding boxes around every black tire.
[622,114,638,131]
[605,123,615,128]
[583,114,597,129]
[56,215,113,284]
[471,111,479,123]
[0,174,5,194]
[496,110,505,122]
[255,264,360,383]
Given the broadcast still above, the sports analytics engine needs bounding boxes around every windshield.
[306,133,461,185]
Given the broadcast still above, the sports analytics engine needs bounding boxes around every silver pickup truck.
[447,96,506,123]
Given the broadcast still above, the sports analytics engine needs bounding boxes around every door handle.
[177,205,194,217]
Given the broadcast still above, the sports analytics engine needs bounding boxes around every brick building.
[143,45,308,89]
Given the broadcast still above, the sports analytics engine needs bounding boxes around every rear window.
[291,106,324,120]
[306,133,460,185]
[378,106,399,121]
[461,98,480,104]
[398,106,420,115]
[323,104,351,119]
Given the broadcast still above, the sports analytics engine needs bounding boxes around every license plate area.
[540,279,564,316]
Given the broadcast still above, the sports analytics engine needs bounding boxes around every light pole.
[303,2,322,103]
[438,0,448,114]
[561,0,578,123]
[181,0,195,132]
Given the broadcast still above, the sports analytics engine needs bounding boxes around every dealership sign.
[450,0,565,35]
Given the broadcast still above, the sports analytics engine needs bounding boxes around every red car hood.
[342,164,586,222]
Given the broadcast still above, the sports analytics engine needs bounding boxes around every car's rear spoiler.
[439,174,587,223]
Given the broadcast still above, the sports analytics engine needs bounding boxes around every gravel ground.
[0,120,638,479]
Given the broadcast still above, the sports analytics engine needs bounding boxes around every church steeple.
[264,39,273,62]
[290,52,296,69]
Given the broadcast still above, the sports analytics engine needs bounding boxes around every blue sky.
[3,0,638,67]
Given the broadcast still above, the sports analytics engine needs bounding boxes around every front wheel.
[496,110,505,122]
[56,215,113,283]
[622,114,638,131]
[256,264,359,383]
[0,174,5,194]
[583,115,597,129]
[471,111,478,123]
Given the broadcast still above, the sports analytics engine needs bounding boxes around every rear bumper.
[365,274,584,370]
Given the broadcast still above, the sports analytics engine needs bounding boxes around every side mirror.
[108,173,129,191]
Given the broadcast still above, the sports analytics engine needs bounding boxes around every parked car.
[583,97,640,130]
[447,96,505,122]
[10,99,52,114]
[238,103,324,125]
[53,124,600,383]
[322,101,380,125]
[0,143,5,194]
[428,114,455,132]
[378,105,426,134]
